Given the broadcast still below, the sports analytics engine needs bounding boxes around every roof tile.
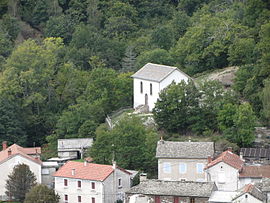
[54,161,130,181]
[205,150,244,170]
[156,141,214,159]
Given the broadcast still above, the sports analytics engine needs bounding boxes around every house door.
[145,94,148,106]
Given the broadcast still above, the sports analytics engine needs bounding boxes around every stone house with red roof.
[53,161,132,203]
[239,165,270,188]
[0,142,42,200]
[204,148,245,191]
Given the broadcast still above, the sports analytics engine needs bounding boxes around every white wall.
[54,168,131,203]
[206,162,239,191]
[159,70,189,90]
[0,155,41,199]
[133,70,190,111]
[55,177,103,203]
[239,177,262,189]
[232,193,262,203]
[133,79,159,111]
[103,168,131,203]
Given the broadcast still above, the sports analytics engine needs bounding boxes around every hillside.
[0,0,269,161]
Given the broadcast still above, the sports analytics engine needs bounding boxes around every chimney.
[8,149,12,156]
[159,136,164,144]
[112,161,116,170]
[228,147,232,152]
[240,152,244,160]
[72,169,75,176]
[140,173,147,182]
[2,141,7,150]
[207,155,212,163]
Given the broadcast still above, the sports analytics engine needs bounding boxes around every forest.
[0,0,270,175]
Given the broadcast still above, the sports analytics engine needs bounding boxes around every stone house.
[131,63,191,112]
[205,148,244,191]
[0,142,42,200]
[156,140,214,181]
[54,161,132,203]
[125,179,217,203]
[232,183,265,203]
[57,138,93,159]
[239,165,270,188]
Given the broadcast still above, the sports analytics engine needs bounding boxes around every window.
[190,197,195,203]
[150,83,152,95]
[118,178,122,188]
[218,172,225,183]
[78,196,81,202]
[196,163,204,174]
[77,180,81,188]
[140,82,143,93]
[41,168,49,175]
[64,179,68,186]
[64,194,68,202]
[91,182,95,190]
[179,163,187,174]
[92,197,96,203]
[163,162,171,173]
[154,196,161,203]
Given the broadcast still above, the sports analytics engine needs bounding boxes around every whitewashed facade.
[132,63,190,111]
[205,161,240,191]
[0,154,42,200]
[54,162,131,203]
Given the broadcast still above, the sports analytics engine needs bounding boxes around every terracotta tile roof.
[240,165,270,178]
[20,147,41,155]
[205,150,244,170]
[0,144,42,164]
[53,161,130,181]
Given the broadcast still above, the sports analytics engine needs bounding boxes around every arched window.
[140,81,143,93]
[150,83,152,95]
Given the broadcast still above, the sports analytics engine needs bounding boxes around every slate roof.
[58,138,93,151]
[156,141,214,159]
[53,161,130,181]
[205,150,244,170]
[131,63,191,82]
[233,184,265,201]
[256,178,270,192]
[126,179,216,197]
[240,148,270,159]
[239,165,270,178]
[0,144,42,164]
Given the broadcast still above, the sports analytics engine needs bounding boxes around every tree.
[153,81,200,133]
[218,103,257,147]
[6,163,37,202]
[261,79,270,127]
[135,48,174,70]
[24,184,60,203]
[89,116,158,175]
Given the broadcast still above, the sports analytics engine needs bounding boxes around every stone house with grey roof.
[131,63,191,112]
[156,140,214,182]
[125,179,217,203]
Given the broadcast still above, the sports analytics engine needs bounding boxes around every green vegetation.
[5,164,37,202]
[0,0,269,175]
[24,184,60,203]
